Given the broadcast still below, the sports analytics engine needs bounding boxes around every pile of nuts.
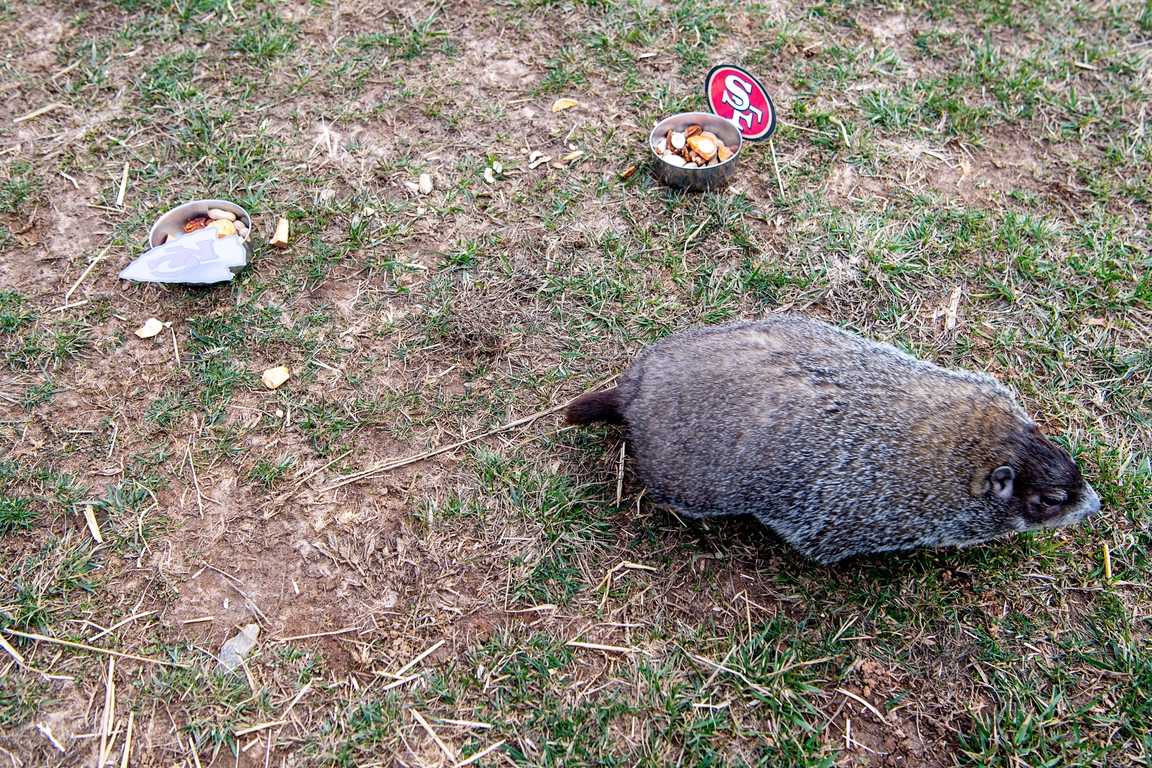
[653,124,737,169]
[182,208,250,239]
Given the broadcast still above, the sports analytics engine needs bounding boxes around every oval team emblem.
[705,65,777,141]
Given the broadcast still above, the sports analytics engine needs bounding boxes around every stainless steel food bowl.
[649,112,743,191]
[148,199,253,259]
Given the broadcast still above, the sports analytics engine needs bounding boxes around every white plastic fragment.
[216,624,259,674]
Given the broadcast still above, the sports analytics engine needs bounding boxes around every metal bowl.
[148,198,254,260]
[649,112,743,191]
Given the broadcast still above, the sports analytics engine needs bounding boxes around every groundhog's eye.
[1040,494,1067,507]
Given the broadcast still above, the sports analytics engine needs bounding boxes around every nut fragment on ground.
[134,318,165,339]
[262,366,291,389]
[418,173,433,195]
[269,217,290,248]
[552,98,578,113]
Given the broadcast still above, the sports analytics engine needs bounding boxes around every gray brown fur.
[566,317,1100,564]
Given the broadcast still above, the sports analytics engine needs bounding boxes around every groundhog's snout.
[1077,483,1102,521]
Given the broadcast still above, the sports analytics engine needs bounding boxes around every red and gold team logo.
[705,65,777,141]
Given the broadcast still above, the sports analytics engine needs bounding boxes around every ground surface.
[0,0,1149,765]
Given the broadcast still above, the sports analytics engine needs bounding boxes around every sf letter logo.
[705,65,777,141]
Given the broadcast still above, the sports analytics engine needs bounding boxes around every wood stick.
[2,629,188,668]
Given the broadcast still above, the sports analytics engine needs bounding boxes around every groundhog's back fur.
[566,317,1100,563]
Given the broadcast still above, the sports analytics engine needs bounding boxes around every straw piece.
[64,245,112,303]
[566,641,637,654]
[411,709,457,761]
[13,102,64,123]
[115,162,129,207]
[273,627,359,642]
[452,741,506,768]
[2,628,188,667]
[119,712,134,768]
[234,721,289,737]
[82,504,103,544]
[394,640,445,678]
[98,658,115,768]
[836,687,890,725]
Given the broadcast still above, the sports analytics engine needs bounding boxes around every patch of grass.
[0,495,36,534]
[249,454,295,489]
[231,12,297,62]
[0,162,38,214]
[0,291,34,333]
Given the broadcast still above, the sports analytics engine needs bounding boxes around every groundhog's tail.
[564,387,625,425]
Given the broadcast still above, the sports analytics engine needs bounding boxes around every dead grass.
[1,0,1150,765]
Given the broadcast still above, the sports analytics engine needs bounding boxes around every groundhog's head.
[974,424,1101,534]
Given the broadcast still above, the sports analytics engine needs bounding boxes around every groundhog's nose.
[1078,483,1102,519]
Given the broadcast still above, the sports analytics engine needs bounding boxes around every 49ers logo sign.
[705,65,776,141]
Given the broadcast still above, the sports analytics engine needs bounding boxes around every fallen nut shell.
[209,219,236,237]
[269,217,290,248]
[262,366,291,389]
[207,208,237,221]
[620,165,638,179]
[552,98,578,113]
[483,168,495,184]
[135,318,165,339]
[418,173,433,195]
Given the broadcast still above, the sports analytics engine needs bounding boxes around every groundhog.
[565,317,1101,564]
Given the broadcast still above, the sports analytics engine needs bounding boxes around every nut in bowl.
[649,112,743,191]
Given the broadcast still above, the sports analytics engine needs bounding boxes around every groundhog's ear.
[990,466,1015,500]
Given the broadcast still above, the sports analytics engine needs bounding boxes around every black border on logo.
[705,64,777,141]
